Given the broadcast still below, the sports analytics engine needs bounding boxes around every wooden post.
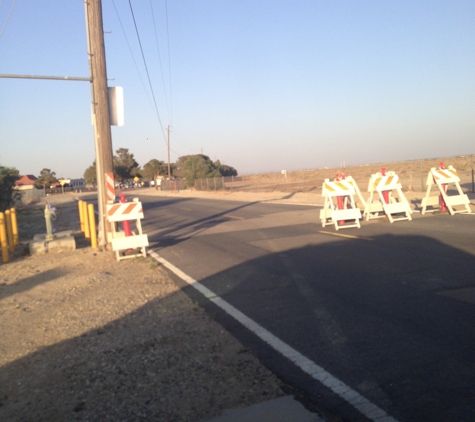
[85,0,114,249]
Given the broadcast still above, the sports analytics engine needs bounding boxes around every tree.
[0,166,20,212]
[83,161,97,185]
[34,168,57,190]
[175,154,213,187]
[142,159,168,181]
[175,155,238,187]
[113,148,140,182]
[213,160,238,177]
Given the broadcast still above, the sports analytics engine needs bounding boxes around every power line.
[0,0,18,40]
[111,0,154,112]
[149,0,171,122]
[164,0,173,125]
[127,0,167,145]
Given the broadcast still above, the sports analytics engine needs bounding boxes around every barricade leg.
[439,184,447,212]
[438,162,448,212]
[335,173,345,226]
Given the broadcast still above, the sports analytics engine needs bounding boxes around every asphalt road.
[138,195,475,422]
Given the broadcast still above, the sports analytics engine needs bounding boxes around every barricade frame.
[420,166,471,215]
[320,178,362,230]
[106,198,149,261]
[364,171,412,223]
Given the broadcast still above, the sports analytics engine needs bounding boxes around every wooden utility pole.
[167,125,171,179]
[85,0,114,248]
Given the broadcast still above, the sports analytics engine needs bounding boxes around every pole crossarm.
[0,74,91,82]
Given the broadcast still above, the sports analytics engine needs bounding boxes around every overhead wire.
[110,0,154,111]
[149,0,171,122]
[172,128,201,153]
[164,0,173,125]
[127,0,167,146]
[0,0,18,40]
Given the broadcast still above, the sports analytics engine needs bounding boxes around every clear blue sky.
[1,1,474,179]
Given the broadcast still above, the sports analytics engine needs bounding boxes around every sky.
[0,0,474,179]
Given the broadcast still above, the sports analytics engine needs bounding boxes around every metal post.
[0,213,9,263]
[472,155,474,193]
[420,161,424,192]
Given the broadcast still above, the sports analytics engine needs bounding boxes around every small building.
[14,175,37,190]
[70,178,86,189]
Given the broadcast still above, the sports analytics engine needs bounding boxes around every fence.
[15,188,45,206]
[194,154,475,195]
[160,179,186,192]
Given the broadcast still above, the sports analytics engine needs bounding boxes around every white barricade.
[364,171,412,223]
[420,166,471,215]
[320,178,362,230]
[106,199,149,261]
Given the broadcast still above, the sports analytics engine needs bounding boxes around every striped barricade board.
[420,166,471,215]
[365,172,412,223]
[320,179,362,230]
[105,172,116,203]
[106,200,149,261]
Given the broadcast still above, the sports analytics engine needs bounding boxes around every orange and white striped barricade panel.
[105,172,116,203]
[365,172,412,223]
[421,166,470,215]
[106,200,148,261]
[320,179,361,230]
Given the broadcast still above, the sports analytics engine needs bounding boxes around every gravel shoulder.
[0,194,284,422]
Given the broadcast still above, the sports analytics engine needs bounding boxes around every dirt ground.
[0,194,288,422]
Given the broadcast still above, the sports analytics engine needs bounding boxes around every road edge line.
[148,250,399,422]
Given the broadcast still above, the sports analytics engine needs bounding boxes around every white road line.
[148,250,399,422]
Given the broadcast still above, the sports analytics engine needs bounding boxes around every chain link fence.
[194,154,475,195]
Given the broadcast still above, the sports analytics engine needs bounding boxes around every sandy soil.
[0,194,288,422]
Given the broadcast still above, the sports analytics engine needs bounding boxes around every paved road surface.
[138,194,475,422]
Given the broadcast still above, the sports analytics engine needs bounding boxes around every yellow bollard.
[88,203,97,249]
[83,201,90,239]
[10,207,19,246]
[0,212,9,263]
[78,200,85,233]
[5,209,14,253]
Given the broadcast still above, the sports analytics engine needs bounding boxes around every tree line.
[0,150,237,211]
[84,148,238,187]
